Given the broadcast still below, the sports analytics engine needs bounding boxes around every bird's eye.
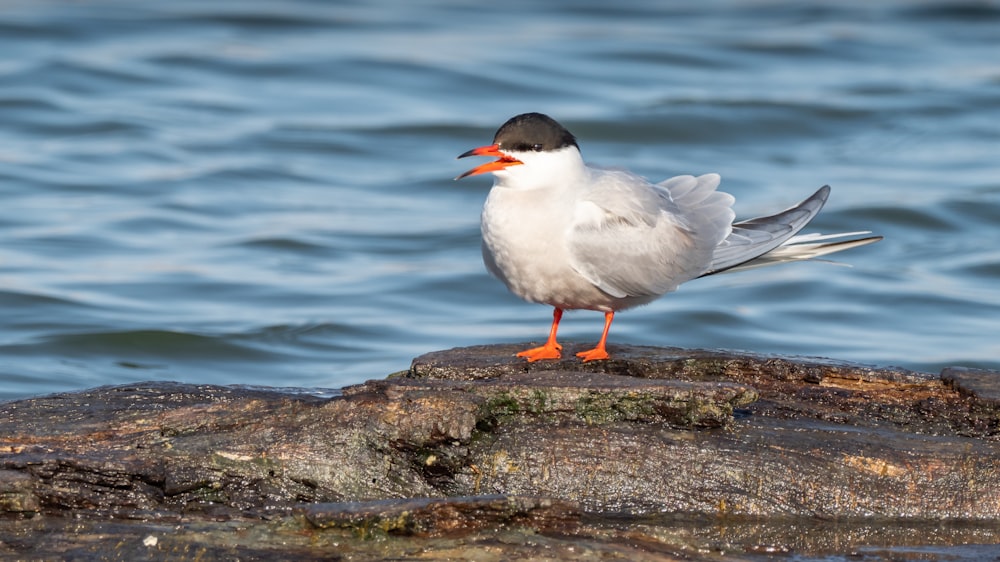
[532,143,543,152]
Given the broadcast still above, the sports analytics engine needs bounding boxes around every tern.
[457,112,880,362]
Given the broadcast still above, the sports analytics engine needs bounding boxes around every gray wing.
[568,172,735,298]
[700,185,830,277]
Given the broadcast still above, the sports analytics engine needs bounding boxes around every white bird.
[456,112,880,362]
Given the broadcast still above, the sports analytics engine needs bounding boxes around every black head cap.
[492,113,578,153]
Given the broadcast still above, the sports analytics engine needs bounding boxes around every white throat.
[492,146,586,192]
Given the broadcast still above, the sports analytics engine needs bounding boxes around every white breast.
[481,182,615,310]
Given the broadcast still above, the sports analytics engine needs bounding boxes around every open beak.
[455,144,523,180]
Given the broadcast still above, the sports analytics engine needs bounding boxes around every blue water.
[1,0,998,402]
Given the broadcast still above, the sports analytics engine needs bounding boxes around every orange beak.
[455,144,523,180]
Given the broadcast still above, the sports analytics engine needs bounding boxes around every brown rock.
[1,344,999,559]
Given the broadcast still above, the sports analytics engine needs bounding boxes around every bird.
[456,112,881,363]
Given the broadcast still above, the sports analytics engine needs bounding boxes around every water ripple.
[0,0,998,401]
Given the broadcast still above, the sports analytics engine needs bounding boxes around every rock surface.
[2,344,999,560]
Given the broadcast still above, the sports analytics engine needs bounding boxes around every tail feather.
[711,232,882,274]
[699,186,879,277]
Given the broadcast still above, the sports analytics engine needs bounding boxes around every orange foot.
[576,347,610,362]
[517,342,562,362]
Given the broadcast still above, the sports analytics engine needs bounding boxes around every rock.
[300,495,581,537]
[1,344,999,559]
[942,366,1000,406]
[0,470,39,514]
[407,343,925,384]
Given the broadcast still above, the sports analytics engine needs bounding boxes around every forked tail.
[700,186,881,277]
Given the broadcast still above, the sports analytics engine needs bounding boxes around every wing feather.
[568,172,734,298]
[701,185,830,276]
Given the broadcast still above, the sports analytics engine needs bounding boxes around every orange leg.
[576,311,614,362]
[517,308,564,362]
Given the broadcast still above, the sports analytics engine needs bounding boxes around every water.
[1,0,998,402]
